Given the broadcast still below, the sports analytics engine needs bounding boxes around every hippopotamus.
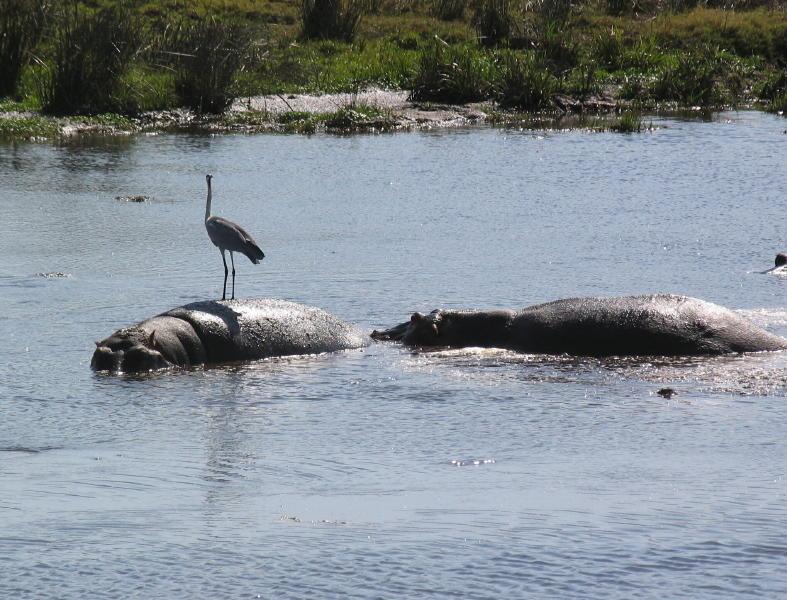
[92,298,367,373]
[371,294,787,357]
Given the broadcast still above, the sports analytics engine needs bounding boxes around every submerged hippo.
[371,294,787,357]
[92,298,367,373]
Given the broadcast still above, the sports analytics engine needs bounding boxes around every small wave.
[115,195,150,203]
[403,345,787,397]
[35,272,72,279]
[450,458,496,467]
[614,352,787,396]
[737,307,787,327]
[0,445,60,454]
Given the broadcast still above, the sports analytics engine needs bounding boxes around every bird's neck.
[205,180,212,222]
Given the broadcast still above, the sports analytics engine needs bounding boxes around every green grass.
[299,0,363,42]
[768,91,787,114]
[0,98,39,112]
[43,2,142,115]
[249,39,419,94]
[496,51,557,110]
[0,0,785,131]
[0,115,59,139]
[70,113,136,128]
[152,103,401,134]
[323,104,399,131]
[409,40,497,103]
[608,111,642,132]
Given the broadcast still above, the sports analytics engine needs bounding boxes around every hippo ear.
[410,312,424,323]
[148,330,157,348]
[94,341,102,348]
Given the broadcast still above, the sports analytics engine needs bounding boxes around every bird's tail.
[245,241,265,264]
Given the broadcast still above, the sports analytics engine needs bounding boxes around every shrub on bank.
[299,0,363,42]
[608,111,641,132]
[756,68,787,114]
[533,22,580,74]
[472,0,513,47]
[409,40,497,103]
[43,3,141,115]
[533,0,573,27]
[563,60,602,99]
[433,0,467,20]
[754,68,787,102]
[650,47,722,106]
[496,51,557,109]
[768,91,787,114]
[591,27,625,71]
[0,0,47,98]
[168,17,253,114]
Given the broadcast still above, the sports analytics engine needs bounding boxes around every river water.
[2,111,787,598]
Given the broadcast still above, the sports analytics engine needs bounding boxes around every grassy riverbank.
[0,0,785,139]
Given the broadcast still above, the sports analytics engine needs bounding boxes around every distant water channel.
[2,111,787,598]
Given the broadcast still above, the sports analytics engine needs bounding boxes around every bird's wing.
[210,216,260,244]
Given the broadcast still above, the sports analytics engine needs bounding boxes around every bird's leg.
[230,251,236,300]
[221,249,228,301]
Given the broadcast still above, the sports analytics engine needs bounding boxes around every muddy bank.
[143,89,491,133]
[0,90,491,140]
[0,88,686,141]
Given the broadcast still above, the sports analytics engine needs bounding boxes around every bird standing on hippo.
[92,299,368,373]
[372,294,787,357]
[204,174,265,300]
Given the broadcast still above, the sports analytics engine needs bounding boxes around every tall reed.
[0,0,48,98]
[472,0,513,47]
[299,0,364,42]
[496,51,557,109]
[433,0,467,20]
[651,47,721,106]
[43,2,141,114]
[409,40,497,103]
[168,18,254,114]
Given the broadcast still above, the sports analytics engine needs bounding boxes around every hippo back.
[518,294,787,356]
[164,298,368,363]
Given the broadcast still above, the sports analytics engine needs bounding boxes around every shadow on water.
[0,445,62,454]
[53,135,137,175]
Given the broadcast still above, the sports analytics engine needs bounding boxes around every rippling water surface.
[2,111,787,598]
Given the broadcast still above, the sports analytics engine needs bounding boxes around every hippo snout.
[91,345,121,372]
[91,343,171,373]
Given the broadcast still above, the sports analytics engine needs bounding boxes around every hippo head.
[776,253,787,268]
[91,328,172,373]
[403,310,446,345]
[372,310,448,346]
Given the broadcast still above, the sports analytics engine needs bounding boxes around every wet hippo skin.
[372,295,787,357]
[92,298,368,373]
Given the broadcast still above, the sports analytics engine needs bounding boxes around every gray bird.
[204,174,265,301]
